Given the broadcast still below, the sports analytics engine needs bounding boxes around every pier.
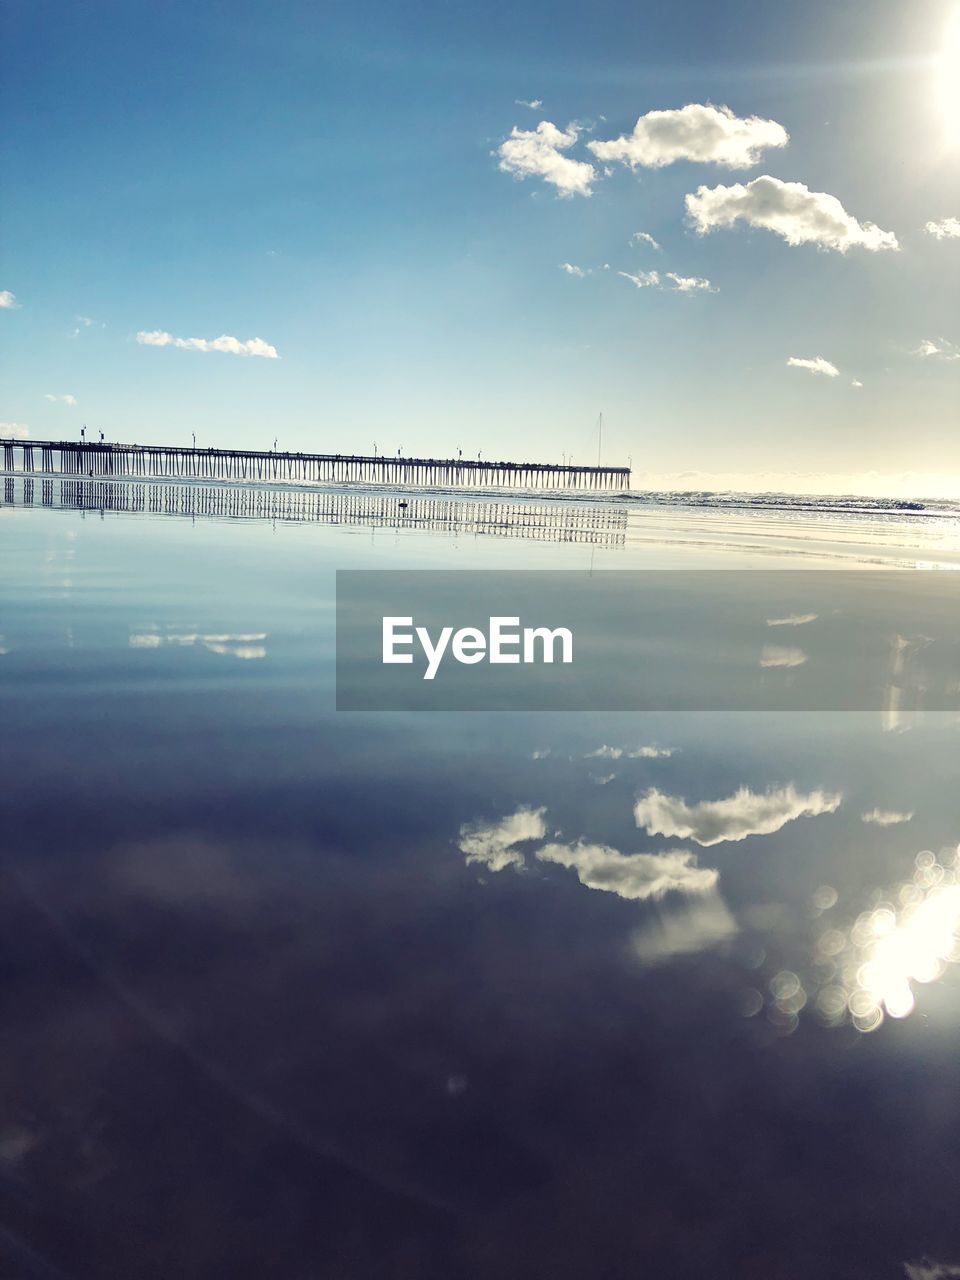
[1,438,631,492]
[2,476,628,547]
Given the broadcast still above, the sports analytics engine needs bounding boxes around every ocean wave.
[610,490,960,518]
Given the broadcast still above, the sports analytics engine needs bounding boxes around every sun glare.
[939,6,960,146]
[813,848,960,1033]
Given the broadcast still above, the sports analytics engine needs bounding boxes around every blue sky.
[1,0,958,494]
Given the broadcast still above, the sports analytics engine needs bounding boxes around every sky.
[1,0,958,495]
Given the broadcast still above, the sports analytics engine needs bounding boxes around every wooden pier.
[1,438,631,492]
[2,475,629,547]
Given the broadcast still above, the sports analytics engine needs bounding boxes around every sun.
[939,6,960,147]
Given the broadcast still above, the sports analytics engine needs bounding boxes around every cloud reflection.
[631,891,739,963]
[457,811,730,952]
[536,842,717,901]
[861,808,915,826]
[129,627,268,660]
[760,645,808,668]
[904,1260,960,1279]
[634,784,842,846]
[881,631,960,729]
[458,807,547,871]
[766,613,818,627]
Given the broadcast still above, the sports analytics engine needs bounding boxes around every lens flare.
[811,847,960,1033]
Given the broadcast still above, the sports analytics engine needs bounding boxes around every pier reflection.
[1,476,628,547]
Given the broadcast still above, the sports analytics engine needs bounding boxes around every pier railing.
[1,438,631,492]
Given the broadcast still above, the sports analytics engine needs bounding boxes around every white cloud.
[588,103,788,170]
[913,337,960,361]
[0,290,20,309]
[618,269,660,289]
[665,271,715,293]
[70,314,103,337]
[760,645,808,668]
[497,121,597,197]
[630,230,661,250]
[536,841,718,901]
[767,613,817,627]
[44,393,78,405]
[861,808,914,826]
[559,262,590,277]
[787,356,840,377]
[634,783,842,846]
[0,422,30,438]
[585,745,676,759]
[515,98,543,110]
[619,269,714,294]
[686,176,899,252]
[851,379,864,388]
[458,806,546,872]
[924,217,960,239]
[136,330,279,358]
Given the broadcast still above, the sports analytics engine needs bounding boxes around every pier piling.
[0,438,631,492]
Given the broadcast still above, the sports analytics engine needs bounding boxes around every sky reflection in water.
[1,479,960,1279]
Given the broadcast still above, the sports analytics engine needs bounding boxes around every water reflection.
[458,807,547,872]
[457,807,736,963]
[458,809,721,904]
[766,612,819,627]
[760,643,808,668]
[3,485,960,1276]
[633,782,842,845]
[904,1259,960,1279]
[583,743,677,760]
[129,626,268,660]
[535,841,717,900]
[812,846,960,1032]
[2,475,628,546]
[862,807,915,826]
[457,782,960,1044]
[883,630,960,730]
[630,890,739,962]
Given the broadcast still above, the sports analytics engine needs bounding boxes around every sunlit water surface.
[1,477,959,1280]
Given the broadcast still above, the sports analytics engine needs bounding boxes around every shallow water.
[1,476,959,1279]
